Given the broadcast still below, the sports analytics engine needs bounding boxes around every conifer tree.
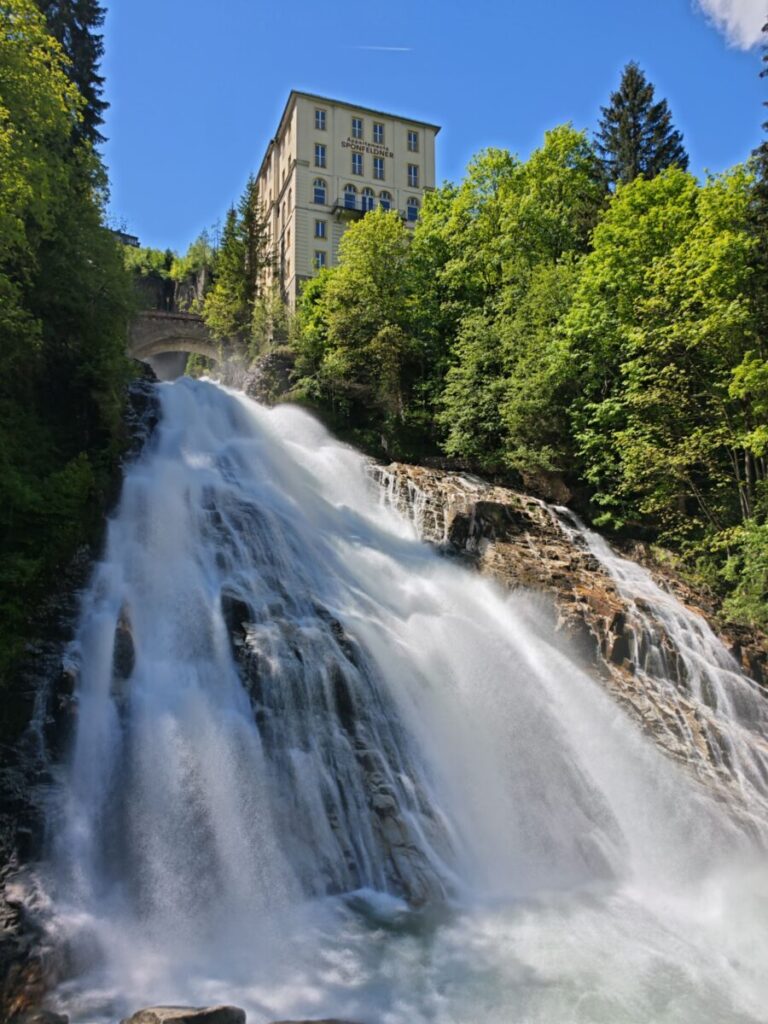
[35,0,107,145]
[752,18,768,225]
[596,62,688,187]
[238,174,272,310]
[748,18,768,401]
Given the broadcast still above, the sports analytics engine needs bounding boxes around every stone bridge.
[128,310,219,363]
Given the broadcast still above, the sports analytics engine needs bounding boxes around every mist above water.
[42,378,768,1024]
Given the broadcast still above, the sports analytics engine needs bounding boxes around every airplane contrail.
[351,45,413,51]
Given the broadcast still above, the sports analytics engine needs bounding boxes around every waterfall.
[553,507,768,820]
[41,378,768,1024]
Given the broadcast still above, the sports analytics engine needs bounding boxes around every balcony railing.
[331,195,418,222]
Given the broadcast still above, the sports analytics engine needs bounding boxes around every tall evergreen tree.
[35,0,107,145]
[596,62,688,187]
[751,19,768,233]
[746,18,768,446]
[238,174,272,310]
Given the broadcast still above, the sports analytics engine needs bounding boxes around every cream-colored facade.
[256,91,440,306]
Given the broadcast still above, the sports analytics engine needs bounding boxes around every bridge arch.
[129,311,219,364]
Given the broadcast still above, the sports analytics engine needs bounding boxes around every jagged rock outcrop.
[376,462,768,820]
[0,374,161,1024]
[120,1007,245,1024]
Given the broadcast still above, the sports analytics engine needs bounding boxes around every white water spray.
[42,378,768,1023]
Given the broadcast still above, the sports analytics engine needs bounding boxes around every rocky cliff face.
[375,462,768,826]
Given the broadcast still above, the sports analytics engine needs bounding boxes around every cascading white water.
[553,507,768,819]
[41,378,768,1024]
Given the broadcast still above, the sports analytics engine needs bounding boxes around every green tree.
[0,0,132,718]
[596,62,688,187]
[438,127,604,474]
[202,177,272,347]
[35,0,107,145]
[567,167,758,541]
[295,208,422,443]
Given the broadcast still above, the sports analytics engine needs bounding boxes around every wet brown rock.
[375,461,768,821]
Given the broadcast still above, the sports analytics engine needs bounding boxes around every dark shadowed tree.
[596,62,688,187]
[751,19,768,255]
[35,0,107,144]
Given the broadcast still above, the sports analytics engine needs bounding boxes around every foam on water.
[39,378,768,1023]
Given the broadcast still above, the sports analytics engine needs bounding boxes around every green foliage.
[290,100,768,625]
[567,167,759,542]
[124,245,174,278]
[35,0,106,145]
[0,0,133,715]
[203,176,272,347]
[721,520,768,627]
[438,126,605,473]
[251,283,294,357]
[295,209,423,446]
[596,62,688,187]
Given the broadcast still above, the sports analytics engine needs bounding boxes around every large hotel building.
[256,91,440,305]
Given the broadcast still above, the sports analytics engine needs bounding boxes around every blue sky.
[101,0,766,252]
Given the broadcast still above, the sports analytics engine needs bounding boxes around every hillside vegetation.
[0,0,133,726]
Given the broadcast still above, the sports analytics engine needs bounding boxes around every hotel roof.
[257,90,441,179]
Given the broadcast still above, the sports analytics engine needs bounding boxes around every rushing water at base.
[40,378,768,1023]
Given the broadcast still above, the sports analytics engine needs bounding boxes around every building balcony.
[331,195,418,222]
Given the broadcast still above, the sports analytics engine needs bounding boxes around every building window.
[313,178,327,204]
[407,130,419,153]
[373,157,384,180]
[344,183,357,209]
[315,143,326,168]
[314,250,327,269]
[407,197,420,222]
[408,163,419,188]
[315,219,326,238]
[362,187,375,212]
[352,152,363,176]
[379,190,392,211]
[352,116,363,139]
[373,122,384,144]
[315,108,326,130]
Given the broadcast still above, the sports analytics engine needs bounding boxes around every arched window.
[313,178,327,205]
[362,187,375,212]
[343,183,358,210]
[379,190,392,211]
[406,197,420,222]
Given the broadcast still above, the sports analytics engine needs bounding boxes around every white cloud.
[351,45,412,52]
[695,0,765,49]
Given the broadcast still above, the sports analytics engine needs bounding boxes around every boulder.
[120,1008,245,1024]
